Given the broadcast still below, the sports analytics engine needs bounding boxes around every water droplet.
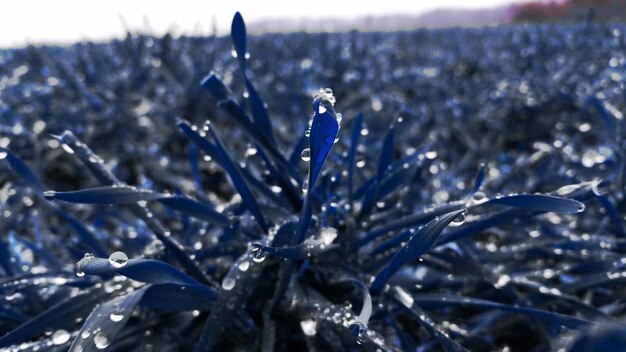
[230,49,238,58]
[452,210,467,225]
[251,247,266,263]
[245,146,257,156]
[81,331,90,339]
[300,148,311,161]
[43,190,56,199]
[61,143,75,154]
[577,203,586,212]
[350,322,367,344]
[0,151,6,160]
[221,277,236,291]
[94,333,109,349]
[304,129,311,138]
[238,261,250,272]
[108,251,128,268]
[300,319,317,336]
[52,330,70,345]
[109,310,124,322]
[270,185,282,193]
[318,105,327,114]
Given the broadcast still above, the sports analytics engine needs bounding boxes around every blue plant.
[0,11,625,352]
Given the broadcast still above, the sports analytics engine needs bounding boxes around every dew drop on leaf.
[301,148,311,161]
[108,251,128,268]
[52,329,70,345]
[222,277,236,291]
[94,333,109,349]
[238,261,250,272]
[251,247,266,263]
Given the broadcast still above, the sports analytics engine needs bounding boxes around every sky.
[0,0,528,48]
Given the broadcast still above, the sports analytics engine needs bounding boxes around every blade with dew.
[370,209,466,294]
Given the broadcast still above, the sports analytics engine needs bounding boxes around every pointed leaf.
[370,209,466,294]
[44,185,163,204]
[69,287,148,352]
[486,194,585,214]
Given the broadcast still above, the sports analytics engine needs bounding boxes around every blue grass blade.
[207,125,268,232]
[568,324,626,352]
[436,209,522,246]
[0,236,14,276]
[80,257,194,286]
[469,163,485,196]
[391,291,469,352]
[44,185,163,204]
[0,289,106,348]
[200,72,230,102]
[189,144,203,190]
[158,196,229,226]
[370,209,466,294]
[231,12,247,69]
[485,194,585,214]
[244,79,276,145]
[177,119,219,162]
[411,293,593,329]
[9,234,64,271]
[178,118,287,208]
[308,96,339,189]
[54,210,109,258]
[358,201,465,247]
[347,113,363,200]
[371,228,412,255]
[360,121,393,210]
[69,287,148,352]
[595,195,626,236]
[254,227,337,259]
[1,148,45,192]
[140,283,214,311]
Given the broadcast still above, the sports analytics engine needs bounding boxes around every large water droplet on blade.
[349,321,367,344]
[94,333,109,349]
[109,308,124,322]
[52,330,70,345]
[221,277,236,291]
[301,181,309,193]
[300,148,311,161]
[61,143,75,154]
[451,210,468,226]
[238,261,250,272]
[251,247,266,263]
[108,251,128,268]
[318,105,327,114]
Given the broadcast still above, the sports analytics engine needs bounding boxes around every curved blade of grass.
[360,123,394,217]
[390,290,469,352]
[206,125,268,232]
[411,293,593,329]
[158,196,229,226]
[347,113,363,201]
[308,96,339,189]
[77,257,216,299]
[69,287,148,352]
[1,148,45,192]
[0,289,106,348]
[140,283,214,311]
[370,209,466,294]
[44,185,163,204]
[253,228,337,260]
[485,194,585,214]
